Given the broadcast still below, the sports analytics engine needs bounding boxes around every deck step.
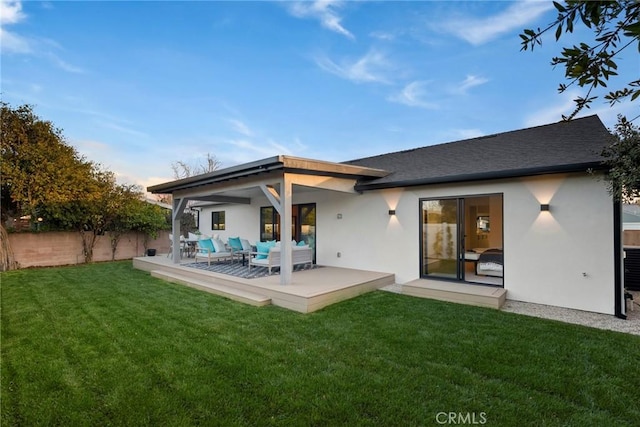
[403,279,506,309]
[151,270,271,307]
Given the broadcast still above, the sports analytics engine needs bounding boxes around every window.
[211,211,225,230]
[260,204,316,263]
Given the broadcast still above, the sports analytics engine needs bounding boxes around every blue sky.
[1,1,637,191]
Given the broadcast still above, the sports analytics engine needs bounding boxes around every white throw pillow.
[240,239,252,251]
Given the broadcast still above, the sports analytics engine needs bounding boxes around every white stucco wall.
[196,202,261,243]
[314,172,615,314]
[502,174,615,313]
[197,172,616,314]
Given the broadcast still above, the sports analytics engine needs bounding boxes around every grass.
[2,262,639,426]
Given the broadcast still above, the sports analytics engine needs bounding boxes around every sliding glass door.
[421,195,503,286]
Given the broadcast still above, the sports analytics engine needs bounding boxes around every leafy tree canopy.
[1,102,98,223]
[521,1,640,120]
[601,115,640,202]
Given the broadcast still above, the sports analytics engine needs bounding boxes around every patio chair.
[227,237,253,265]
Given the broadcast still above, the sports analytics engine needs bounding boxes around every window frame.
[211,210,226,231]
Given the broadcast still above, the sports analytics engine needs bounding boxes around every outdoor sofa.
[194,238,234,265]
[248,244,313,274]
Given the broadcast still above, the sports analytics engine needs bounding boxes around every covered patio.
[138,156,395,312]
[147,155,390,286]
[133,255,395,313]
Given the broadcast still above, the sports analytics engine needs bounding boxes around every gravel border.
[381,285,640,336]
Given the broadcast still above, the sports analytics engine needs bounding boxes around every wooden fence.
[6,230,171,269]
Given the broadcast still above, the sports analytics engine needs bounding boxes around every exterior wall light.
[540,204,550,212]
[388,209,396,216]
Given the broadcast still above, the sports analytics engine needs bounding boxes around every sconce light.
[388,209,396,216]
[337,213,342,219]
[540,204,550,212]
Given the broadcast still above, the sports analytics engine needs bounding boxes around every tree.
[171,152,221,180]
[169,152,221,236]
[0,225,19,271]
[600,115,640,201]
[520,1,640,120]
[129,202,170,253]
[1,102,172,264]
[41,168,119,263]
[1,102,106,265]
[1,102,98,227]
[105,184,145,260]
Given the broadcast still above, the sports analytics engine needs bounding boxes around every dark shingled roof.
[346,115,612,191]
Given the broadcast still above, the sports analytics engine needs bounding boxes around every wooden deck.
[403,278,507,309]
[133,256,395,313]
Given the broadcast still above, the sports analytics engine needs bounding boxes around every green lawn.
[2,262,639,426]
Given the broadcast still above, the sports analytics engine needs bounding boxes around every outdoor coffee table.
[235,250,250,266]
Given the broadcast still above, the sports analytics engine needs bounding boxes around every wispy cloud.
[437,1,553,45]
[523,90,579,127]
[0,0,30,53]
[452,74,489,95]
[315,49,393,84]
[72,138,112,163]
[97,121,149,139]
[388,81,439,109]
[0,0,84,72]
[0,27,30,53]
[226,118,254,137]
[287,0,354,39]
[370,30,395,41]
[450,128,485,140]
[523,89,635,129]
[227,138,291,157]
[0,0,25,25]
[46,52,84,73]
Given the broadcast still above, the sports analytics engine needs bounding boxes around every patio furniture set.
[174,234,314,274]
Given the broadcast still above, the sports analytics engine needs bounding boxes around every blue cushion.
[198,238,215,253]
[297,240,306,246]
[255,241,275,260]
[228,237,243,251]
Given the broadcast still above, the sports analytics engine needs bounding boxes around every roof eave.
[148,156,285,194]
[148,155,389,194]
[354,162,606,192]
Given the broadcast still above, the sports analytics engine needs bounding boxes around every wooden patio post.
[280,175,293,285]
[172,197,188,263]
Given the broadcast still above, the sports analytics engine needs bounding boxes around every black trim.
[355,162,605,192]
[614,201,626,319]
